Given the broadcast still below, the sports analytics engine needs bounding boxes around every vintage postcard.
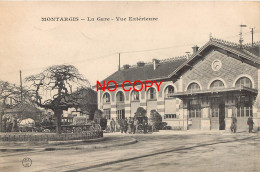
[0,1,260,172]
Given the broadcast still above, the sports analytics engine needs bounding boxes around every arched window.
[187,82,200,91]
[210,80,225,89]
[164,85,175,98]
[103,93,110,103]
[131,91,139,101]
[116,91,124,102]
[147,87,157,100]
[235,77,252,88]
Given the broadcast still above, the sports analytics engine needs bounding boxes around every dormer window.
[103,93,110,103]
[210,80,224,89]
[147,87,157,100]
[235,77,252,88]
[131,91,139,101]
[116,91,124,102]
[187,82,200,91]
[164,85,175,98]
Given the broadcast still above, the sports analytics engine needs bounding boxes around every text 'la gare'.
[96,80,163,92]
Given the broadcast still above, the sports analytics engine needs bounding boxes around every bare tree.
[25,65,90,134]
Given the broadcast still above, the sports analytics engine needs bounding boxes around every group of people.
[2,116,19,132]
[110,117,149,134]
[230,116,254,133]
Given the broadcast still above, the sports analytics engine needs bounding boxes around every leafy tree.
[93,109,103,122]
[69,88,97,120]
[134,107,147,117]
[150,110,163,130]
[25,65,90,134]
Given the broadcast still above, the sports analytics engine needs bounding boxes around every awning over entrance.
[168,87,258,98]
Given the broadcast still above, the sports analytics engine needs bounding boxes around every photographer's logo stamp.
[22,157,32,167]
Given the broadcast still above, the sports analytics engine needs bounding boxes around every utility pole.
[239,24,247,48]
[250,28,254,47]
[118,53,121,71]
[20,70,23,103]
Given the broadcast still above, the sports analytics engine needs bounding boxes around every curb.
[45,137,138,151]
[0,137,138,152]
[47,137,105,145]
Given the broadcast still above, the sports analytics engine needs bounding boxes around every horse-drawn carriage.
[134,114,152,133]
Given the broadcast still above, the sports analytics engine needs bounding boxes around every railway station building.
[97,37,260,131]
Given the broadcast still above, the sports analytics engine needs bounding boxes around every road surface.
[0,132,259,172]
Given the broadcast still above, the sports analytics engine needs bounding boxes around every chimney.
[137,61,145,67]
[123,64,130,70]
[152,59,160,70]
[192,45,199,54]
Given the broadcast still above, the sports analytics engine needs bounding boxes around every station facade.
[97,37,260,131]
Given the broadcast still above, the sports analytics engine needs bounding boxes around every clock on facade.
[212,59,222,71]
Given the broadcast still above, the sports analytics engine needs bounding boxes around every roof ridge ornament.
[210,37,241,48]
[209,32,213,40]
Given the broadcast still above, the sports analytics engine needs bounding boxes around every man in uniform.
[133,118,138,134]
[247,116,254,133]
[230,115,237,133]
[123,118,128,133]
[110,118,115,133]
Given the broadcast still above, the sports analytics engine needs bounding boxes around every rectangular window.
[196,109,201,118]
[116,109,125,119]
[246,107,250,117]
[241,107,244,117]
[237,107,240,117]
[188,100,201,118]
[189,108,201,118]
[165,114,177,119]
[192,110,195,118]
[237,106,252,117]
[104,109,111,120]
[212,107,219,117]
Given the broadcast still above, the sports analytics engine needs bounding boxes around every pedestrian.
[143,117,148,134]
[230,115,237,133]
[12,116,18,132]
[247,116,254,133]
[2,117,7,132]
[120,119,124,133]
[7,117,13,132]
[110,118,116,133]
[129,118,134,134]
[133,118,138,134]
[123,118,128,133]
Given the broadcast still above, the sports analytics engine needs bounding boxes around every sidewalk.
[156,129,259,135]
[106,129,258,136]
[0,135,137,152]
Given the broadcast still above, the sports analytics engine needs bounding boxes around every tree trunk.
[0,103,5,132]
[54,109,63,134]
[0,111,3,132]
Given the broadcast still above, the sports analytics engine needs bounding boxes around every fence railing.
[0,131,103,142]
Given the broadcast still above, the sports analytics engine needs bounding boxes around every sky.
[0,1,259,87]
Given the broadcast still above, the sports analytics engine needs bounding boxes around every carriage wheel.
[89,126,95,132]
[94,124,101,131]
[74,127,82,133]
[137,124,143,130]
[82,126,87,131]
[136,124,144,133]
